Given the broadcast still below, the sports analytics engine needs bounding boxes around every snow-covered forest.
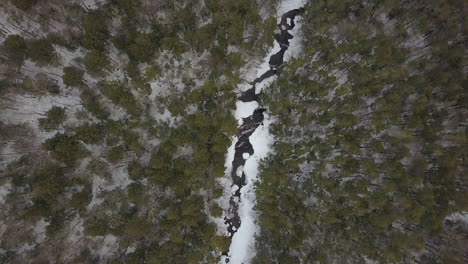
[253,1,467,263]
[0,0,466,263]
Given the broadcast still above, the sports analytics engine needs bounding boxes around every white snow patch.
[277,0,307,17]
[67,217,85,245]
[97,235,119,259]
[446,212,468,224]
[242,153,250,159]
[126,246,136,254]
[87,166,132,209]
[236,165,244,177]
[284,18,304,61]
[255,76,277,94]
[235,101,259,125]
[0,92,84,140]
[0,183,11,203]
[246,39,282,83]
[224,136,238,183]
[16,243,34,255]
[33,218,49,243]
[213,137,237,236]
[80,0,104,10]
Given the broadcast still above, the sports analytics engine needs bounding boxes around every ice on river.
[225,115,274,264]
[222,0,305,263]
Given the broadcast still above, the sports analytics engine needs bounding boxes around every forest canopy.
[0,0,466,263]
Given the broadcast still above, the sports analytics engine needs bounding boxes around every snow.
[16,243,34,255]
[67,217,85,245]
[0,7,46,40]
[235,165,244,177]
[154,108,175,124]
[33,219,49,243]
[125,246,136,254]
[224,136,238,182]
[243,0,305,86]
[222,0,305,262]
[226,115,275,264]
[96,235,119,259]
[235,101,259,125]
[245,40,282,83]
[87,166,132,209]
[277,0,307,21]
[446,212,468,224]
[1,93,83,127]
[213,137,237,236]
[0,183,11,203]
[255,77,277,94]
[80,0,105,10]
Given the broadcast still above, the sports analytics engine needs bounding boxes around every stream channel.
[223,7,305,264]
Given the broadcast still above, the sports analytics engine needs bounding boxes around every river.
[221,2,305,263]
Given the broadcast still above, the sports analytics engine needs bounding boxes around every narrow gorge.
[222,5,305,263]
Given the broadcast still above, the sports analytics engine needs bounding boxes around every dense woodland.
[0,0,466,263]
[0,0,277,263]
[254,0,467,263]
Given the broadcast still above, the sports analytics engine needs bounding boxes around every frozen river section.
[222,1,305,263]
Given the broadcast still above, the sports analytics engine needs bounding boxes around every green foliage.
[123,131,145,154]
[2,35,27,65]
[0,1,284,262]
[82,12,109,50]
[11,0,38,10]
[70,187,92,209]
[127,161,145,180]
[161,37,188,56]
[46,210,68,237]
[85,218,109,236]
[112,31,161,63]
[80,89,110,120]
[32,166,67,203]
[84,50,109,76]
[253,0,468,263]
[74,123,105,144]
[106,145,125,163]
[8,1,467,263]
[128,33,158,62]
[24,198,52,220]
[27,38,56,64]
[86,158,111,179]
[125,217,150,239]
[101,81,142,116]
[210,235,230,252]
[127,182,144,204]
[43,133,87,167]
[62,66,84,87]
[38,106,66,131]
[210,204,223,218]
